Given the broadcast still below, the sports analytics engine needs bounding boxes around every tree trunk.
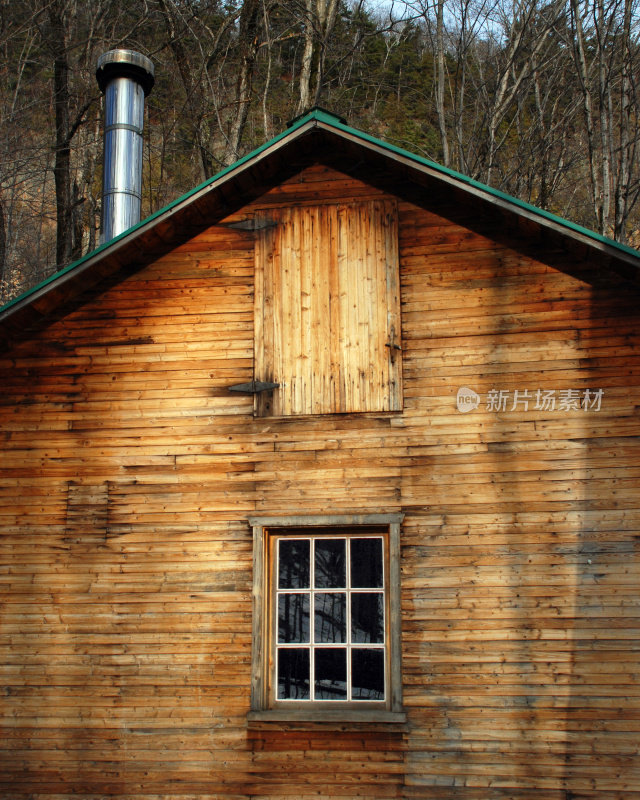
[224,0,262,164]
[0,196,6,288]
[435,0,449,166]
[157,0,215,179]
[571,0,603,232]
[614,0,635,241]
[50,5,73,272]
[296,0,340,115]
[297,0,315,114]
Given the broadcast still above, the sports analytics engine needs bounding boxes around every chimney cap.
[96,49,155,96]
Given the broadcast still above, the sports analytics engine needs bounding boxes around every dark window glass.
[315,538,346,588]
[352,648,385,700]
[273,533,389,706]
[278,593,310,643]
[350,538,383,588]
[278,648,310,699]
[315,592,346,643]
[351,592,384,643]
[315,648,347,700]
[278,539,310,589]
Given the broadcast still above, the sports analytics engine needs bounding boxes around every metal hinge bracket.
[228,381,280,394]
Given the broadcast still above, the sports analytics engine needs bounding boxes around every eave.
[1,108,639,345]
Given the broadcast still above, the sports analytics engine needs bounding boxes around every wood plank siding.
[254,199,402,415]
[1,163,639,799]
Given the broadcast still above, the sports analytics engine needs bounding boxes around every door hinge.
[385,325,402,363]
[228,381,280,394]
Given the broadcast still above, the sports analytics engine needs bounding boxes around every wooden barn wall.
[0,164,639,799]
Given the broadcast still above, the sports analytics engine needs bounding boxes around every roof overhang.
[2,108,639,344]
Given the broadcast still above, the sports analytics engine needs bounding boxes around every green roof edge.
[2,107,638,317]
[0,113,305,316]
[312,108,640,260]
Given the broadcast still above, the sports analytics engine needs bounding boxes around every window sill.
[247,709,407,730]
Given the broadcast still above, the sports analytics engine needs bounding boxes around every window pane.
[351,592,384,643]
[315,538,346,588]
[314,648,347,700]
[352,648,385,700]
[278,593,310,643]
[278,648,310,700]
[278,539,310,588]
[314,592,346,643]
[350,538,383,588]
[269,529,392,709]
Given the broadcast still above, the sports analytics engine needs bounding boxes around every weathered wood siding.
[1,164,639,799]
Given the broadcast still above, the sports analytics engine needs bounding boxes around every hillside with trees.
[0,0,638,304]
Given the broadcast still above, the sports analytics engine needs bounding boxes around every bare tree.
[570,0,640,240]
[1,0,639,304]
[224,0,264,163]
[156,0,238,177]
[294,0,341,113]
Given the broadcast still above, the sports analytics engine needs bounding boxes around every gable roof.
[1,107,639,344]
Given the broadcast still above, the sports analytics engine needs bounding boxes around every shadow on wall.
[455,246,640,796]
[400,228,604,797]
[565,272,640,797]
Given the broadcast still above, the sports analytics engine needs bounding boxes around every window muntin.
[274,535,386,703]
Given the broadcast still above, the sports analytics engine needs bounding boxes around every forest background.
[0,0,638,304]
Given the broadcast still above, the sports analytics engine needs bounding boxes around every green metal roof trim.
[307,107,640,260]
[2,106,638,318]
[0,114,301,316]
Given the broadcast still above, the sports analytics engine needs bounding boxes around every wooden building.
[1,108,639,799]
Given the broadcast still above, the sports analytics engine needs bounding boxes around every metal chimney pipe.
[96,49,154,242]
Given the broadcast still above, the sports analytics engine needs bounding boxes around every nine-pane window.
[274,535,387,703]
[248,514,404,722]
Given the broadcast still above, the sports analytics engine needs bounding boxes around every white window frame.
[247,514,405,724]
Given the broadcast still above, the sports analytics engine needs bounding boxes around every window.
[277,534,385,702]
[253,199,402,416]
[248,514,404,723]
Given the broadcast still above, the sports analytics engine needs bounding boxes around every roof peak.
[2,105,639,328]
[287,106,347,128]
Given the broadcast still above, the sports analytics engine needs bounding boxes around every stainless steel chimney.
[96,49,154,242]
